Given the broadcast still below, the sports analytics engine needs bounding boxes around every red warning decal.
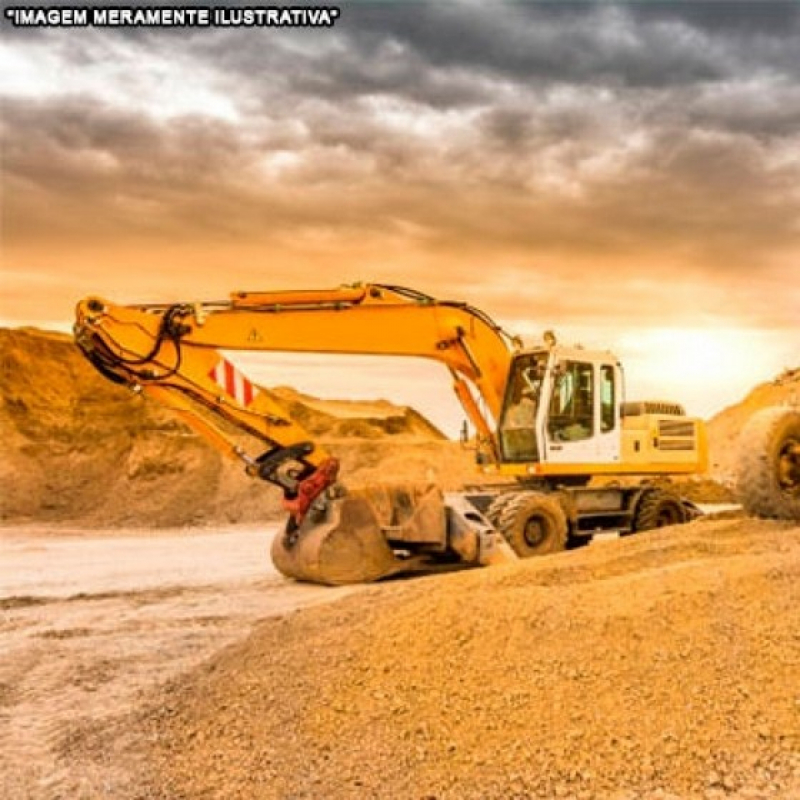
[208,357,256,406]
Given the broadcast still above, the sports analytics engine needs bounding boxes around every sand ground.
[0,525,358,799]
[1,512,797,800]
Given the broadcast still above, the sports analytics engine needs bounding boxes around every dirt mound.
[143,517,800,799]
[668,477,737,504]
[271,386,447,440]
[0,328,465,528]
[707,368,800,485]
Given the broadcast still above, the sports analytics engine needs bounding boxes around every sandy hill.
[270,385,447,440]
[706,368,800,484]
[142,516,800,799]
[0,328,472,528]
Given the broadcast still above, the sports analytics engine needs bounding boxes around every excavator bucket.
[271,484,448,585]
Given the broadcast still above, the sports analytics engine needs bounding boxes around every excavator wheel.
[632,488,686,531]
[271,484,447,585]
[737,407,800,520]
[495,491,568,558]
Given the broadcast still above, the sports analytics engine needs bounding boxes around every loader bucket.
[271,484,447,585]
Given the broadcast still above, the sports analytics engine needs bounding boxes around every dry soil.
[0,328,478,529]
[140,516,799,800]
[4,517,791,800]
[0,524,357,799]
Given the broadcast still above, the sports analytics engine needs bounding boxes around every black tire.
[737,407,800,520]
[633,489,687,531]
[485,492,518,528]
[496,492,568,557]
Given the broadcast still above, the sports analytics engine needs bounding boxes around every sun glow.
[616,327,797,419]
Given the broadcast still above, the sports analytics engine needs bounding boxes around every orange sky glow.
[2,3,799,435]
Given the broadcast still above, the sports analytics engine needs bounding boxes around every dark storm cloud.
[232,0,796,102]
[174,1,800,158]
[337,3,731,89]
[628,1,800,36]
[2,97,272,242]
[3,1,800,287]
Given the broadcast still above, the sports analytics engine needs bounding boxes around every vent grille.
[622,401,685,417]
[659,420,695,438]
[657,419,697,451]
[657,439,696,451]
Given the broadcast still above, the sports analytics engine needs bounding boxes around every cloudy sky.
[2,2,799,433]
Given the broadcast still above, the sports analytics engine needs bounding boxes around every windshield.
[498,352,548,462]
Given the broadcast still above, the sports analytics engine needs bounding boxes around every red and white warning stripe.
[208,357,256,406]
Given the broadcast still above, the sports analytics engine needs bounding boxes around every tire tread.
[495,491,567,557]
[737,407,800,520]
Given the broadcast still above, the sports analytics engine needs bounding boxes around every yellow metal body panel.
[489,412,707,478]
[620,413,707,471]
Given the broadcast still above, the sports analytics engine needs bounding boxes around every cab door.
[594,363,621,464]
[541,359,620,465]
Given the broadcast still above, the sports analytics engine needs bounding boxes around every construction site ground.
[0,523,356,798]
[1,514,798,800]
[2,330,798,799]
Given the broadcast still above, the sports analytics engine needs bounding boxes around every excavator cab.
[496,346,623,477]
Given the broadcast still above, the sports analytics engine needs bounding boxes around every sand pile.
[143,517,800,799]
[0,328,472,528]
[271,386,447,441]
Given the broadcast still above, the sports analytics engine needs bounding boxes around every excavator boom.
[74,284,519,583]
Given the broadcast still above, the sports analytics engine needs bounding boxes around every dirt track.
[0,525,356,799]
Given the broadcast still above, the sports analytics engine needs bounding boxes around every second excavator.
[74,283,706,584]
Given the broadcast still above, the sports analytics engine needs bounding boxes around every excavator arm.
[74,284,519,582]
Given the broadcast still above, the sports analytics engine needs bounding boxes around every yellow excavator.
[74,283,707,584]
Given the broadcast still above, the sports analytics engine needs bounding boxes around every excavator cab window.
[600,365,616,433]
[498,352,547,462]
[547,361,594,442]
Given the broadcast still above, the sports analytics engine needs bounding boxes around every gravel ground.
[140,517,800,800]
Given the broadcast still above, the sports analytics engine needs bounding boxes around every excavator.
[74,283,707,584]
